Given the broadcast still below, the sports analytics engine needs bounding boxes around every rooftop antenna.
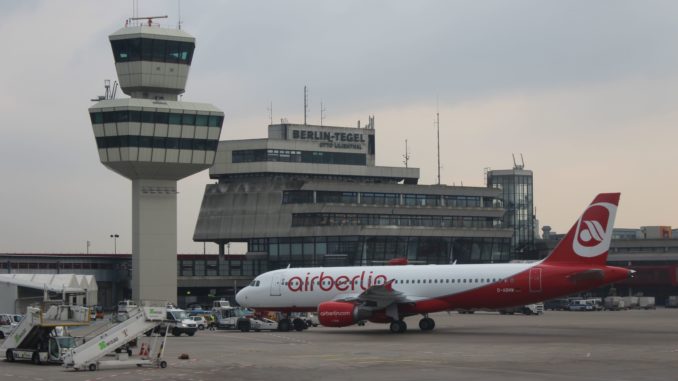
[129,15,168,27]
[303,85,308,125]
[90,80,118,102]
[436,96,441,185]
[512,153,525,170]
[320,100,327,126]
[267,101,273,125]
[177,0,182,29]
[403,140,411,168]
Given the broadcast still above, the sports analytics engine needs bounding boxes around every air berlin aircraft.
[236,193,633,333]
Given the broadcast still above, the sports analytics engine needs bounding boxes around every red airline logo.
[287,271,389,292]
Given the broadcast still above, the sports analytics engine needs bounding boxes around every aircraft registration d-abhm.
[236,193,633,333]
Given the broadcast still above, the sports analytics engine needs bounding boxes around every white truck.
[1,305,89,365]
[62,304,168,371]
[145,307,197,336]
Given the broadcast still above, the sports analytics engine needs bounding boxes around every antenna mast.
[303,86,308,125]
[320,100,327,126]
[403,140,411,168]
[178,0,182,29]
[267,101,273,125]
[436,98,441,185]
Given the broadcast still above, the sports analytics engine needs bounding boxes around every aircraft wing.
[332,281,423,310]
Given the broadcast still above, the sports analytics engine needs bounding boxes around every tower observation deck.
[88,20,224,303]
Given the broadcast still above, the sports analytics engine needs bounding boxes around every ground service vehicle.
[62,304,168,371]
[603,296,626,310]
[568,299,594,311]
[236,194,635,333]
[544,298,570,311]
[1,305,89,364]
[666,296,678,308]
[236,317,279,332]
[147,308,197,336]
[499,303,544,315]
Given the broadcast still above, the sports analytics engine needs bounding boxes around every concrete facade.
[195,122,514,270]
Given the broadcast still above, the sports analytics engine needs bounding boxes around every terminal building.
[193,120,514,271]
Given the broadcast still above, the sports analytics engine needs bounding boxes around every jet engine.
[317,301,372,327]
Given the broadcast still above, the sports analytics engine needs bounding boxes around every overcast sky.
[1,1,677,254]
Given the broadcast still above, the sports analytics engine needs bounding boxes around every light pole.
[110,234,119,254]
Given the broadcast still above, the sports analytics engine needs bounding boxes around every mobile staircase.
[1,305,89,364]
[62,303,168,371]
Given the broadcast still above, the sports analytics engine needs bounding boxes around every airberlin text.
[287,271,388,292]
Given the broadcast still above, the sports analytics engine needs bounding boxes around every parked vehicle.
[638,296,655,309]
[1,305,88,364]
[117,300,137,313]
[499,303,544,315]
[567,299,594,311]
[191,315,207,330]
[666,296,678,308]
[622,296,639,309]
[146,308,198,337]
[236,317,279,332]
[603,296,626,310]
[544,298,570,311]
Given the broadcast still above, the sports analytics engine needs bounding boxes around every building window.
[231,149,366,166]
[282,190,314,204]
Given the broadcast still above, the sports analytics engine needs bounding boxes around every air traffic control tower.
[88,19,224,303]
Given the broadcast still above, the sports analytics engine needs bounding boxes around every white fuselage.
[236,263,535,309]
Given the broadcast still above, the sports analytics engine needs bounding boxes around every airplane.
[235,193,634,333]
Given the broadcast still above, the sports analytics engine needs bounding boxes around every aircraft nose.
[235,287,248,306]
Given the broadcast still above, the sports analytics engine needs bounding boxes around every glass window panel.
[152,39,166,62]
[168,113,182,125]
[195,115,209,126]
[141,38,153,61]
[182,113,196,125]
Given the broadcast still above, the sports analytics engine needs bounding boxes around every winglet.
[542,193,620,266]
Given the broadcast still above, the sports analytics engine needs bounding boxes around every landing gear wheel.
[418,317,435,331]
[159,360,168,369]
[6,349,14,362]
[389,320,407,333]
[88,363,97,371]
[278,318,291,332]
[293,318,306,331]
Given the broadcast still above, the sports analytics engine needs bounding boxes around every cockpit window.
[255,281,260,286]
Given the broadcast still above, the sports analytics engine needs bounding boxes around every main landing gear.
[418,316,435,332]
[389,320,407,334]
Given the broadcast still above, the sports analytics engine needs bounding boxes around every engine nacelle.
[318,301,371,327]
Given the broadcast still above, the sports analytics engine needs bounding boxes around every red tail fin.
[542,193,620,266]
